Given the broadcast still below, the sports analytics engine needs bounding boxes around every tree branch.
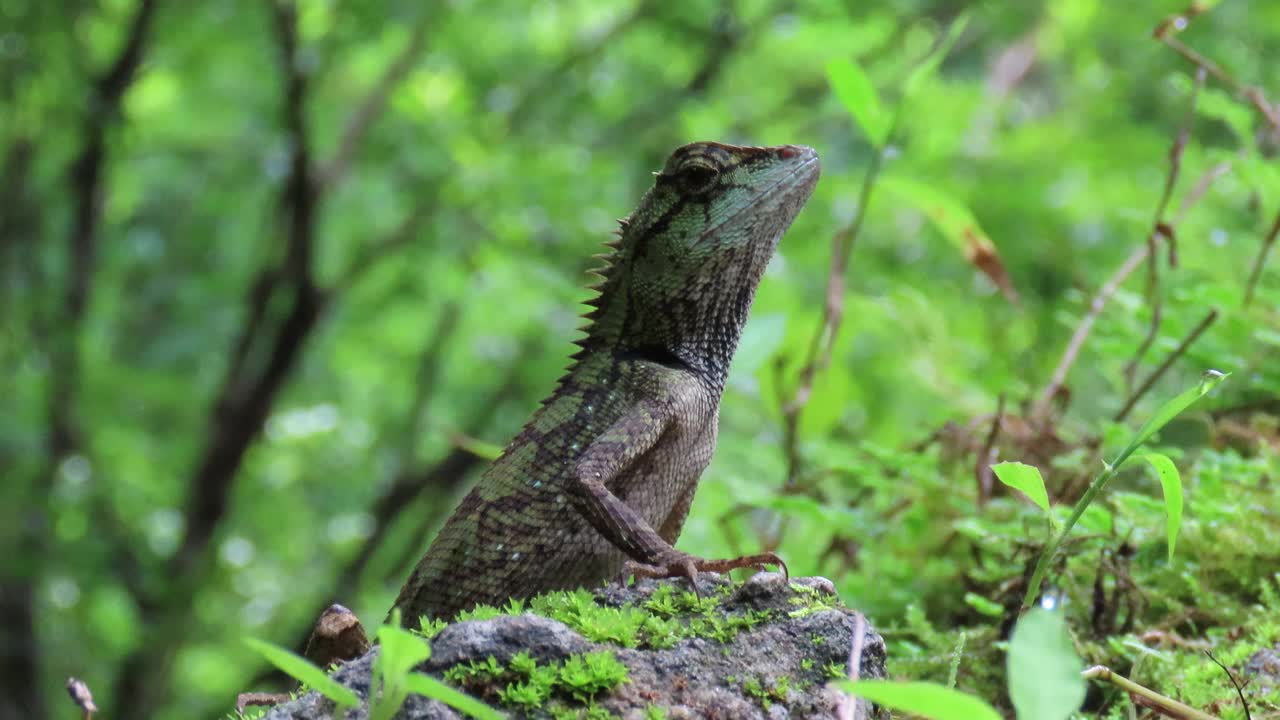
[316,16,435,190]
[0,2,157,718]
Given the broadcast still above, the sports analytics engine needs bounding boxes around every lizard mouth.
[695,151,820,244]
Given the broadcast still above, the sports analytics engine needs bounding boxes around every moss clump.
[443,649,629,717]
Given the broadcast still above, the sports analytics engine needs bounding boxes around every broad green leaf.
[244,637,359,709]
[837,680,1001,720]
[881,177,1017,303]
[405,672,505,720]
[1007,608,1085,720]
[372,619,435,720]
[826,59,890,146]
[904,13,971,97]
[377,621,434,679]
[1123,370,1228,457]
[991,462,1051,513]
[1139,452,1183,562]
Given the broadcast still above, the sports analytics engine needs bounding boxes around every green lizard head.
[579,142,820,386]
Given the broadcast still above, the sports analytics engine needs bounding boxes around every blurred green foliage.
[2,0,1278,718]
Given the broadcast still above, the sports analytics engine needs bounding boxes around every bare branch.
[1036,66,1205,423]
[2,3,157,719]
[1113,309,1219,423]
[1122,66,1204,391]
[317,17,435,190]
[975,395,1006,507]
[171,0,322,579]
[1244,205,1280,307]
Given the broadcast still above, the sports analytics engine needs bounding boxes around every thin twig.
[1172,158,1234,226]
[1203,651,1252,720]
[1243,205,1280,307]
[1160,37,1280,131]
[838,612,869,720]
[1122,66,1204,391]
[1035,244,1154,421]
[1114,309,1219,423]
[1083,665,1220,720]
[1036,65,1207,423]
[975,394,1006,506]
[317,16,435,190]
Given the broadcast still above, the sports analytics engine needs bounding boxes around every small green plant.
[739,674,792,710]
[244,612,502,720]
[243,637,359,711]
[1003,370,1227,612]
[558,651,630,703]
[417,616,449,640]
[455,604,505,622]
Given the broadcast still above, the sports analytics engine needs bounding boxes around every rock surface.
[263,574,886,719]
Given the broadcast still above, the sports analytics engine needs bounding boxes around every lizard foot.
[622,551,788,597]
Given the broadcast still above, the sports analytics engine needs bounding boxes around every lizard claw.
[623,551,788,598]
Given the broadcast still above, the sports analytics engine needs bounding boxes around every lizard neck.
[569,222,762,393]
[560,142,820,396]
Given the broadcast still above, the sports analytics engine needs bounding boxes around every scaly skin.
[391,142,820,623]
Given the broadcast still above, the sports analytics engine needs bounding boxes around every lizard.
[391,141,820,624]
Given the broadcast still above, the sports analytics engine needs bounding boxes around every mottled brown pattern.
[391,142,820,623]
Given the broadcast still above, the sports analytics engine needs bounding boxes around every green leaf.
[991,462,1051,513]
[243,636,360,709]
[371,618,435,720]
[377,621,434,678]
[837,680,1001,720]
[826,59,890,146]
[1139,452,1184,562]
[404,672,506,720]
[1123,370,1228,458]
[903,13,971,97]
[1006,609,1085,720]
[881,176,1017,303]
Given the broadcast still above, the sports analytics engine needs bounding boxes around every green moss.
[525,580,784,650]
[416,616,449,640]
[736,674,792,710]
[442,647,629,715]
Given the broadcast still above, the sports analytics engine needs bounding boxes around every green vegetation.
[443,648,628,717]
[5,0,1279,717]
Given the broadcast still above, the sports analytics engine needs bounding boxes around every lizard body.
[392,142,820,623]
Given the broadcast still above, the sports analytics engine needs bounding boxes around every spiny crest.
[540,217,633,404]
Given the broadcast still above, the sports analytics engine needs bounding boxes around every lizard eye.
[672,162,720,194]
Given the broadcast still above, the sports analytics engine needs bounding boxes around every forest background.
[2,0,1278,718]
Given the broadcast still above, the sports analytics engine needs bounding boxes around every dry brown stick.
[1113,309,1219,423]
[1035,244,1154,422]
[975,394,1007,507]
[1154,0,1278,131]
[1243,205,1280,307]
[1172,158,1234,226]
[1160,37,1280,132]
[66,677,98,719]
[837,612,870,720]
[1122,66,1204,391]
[1036,66,1205,423]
